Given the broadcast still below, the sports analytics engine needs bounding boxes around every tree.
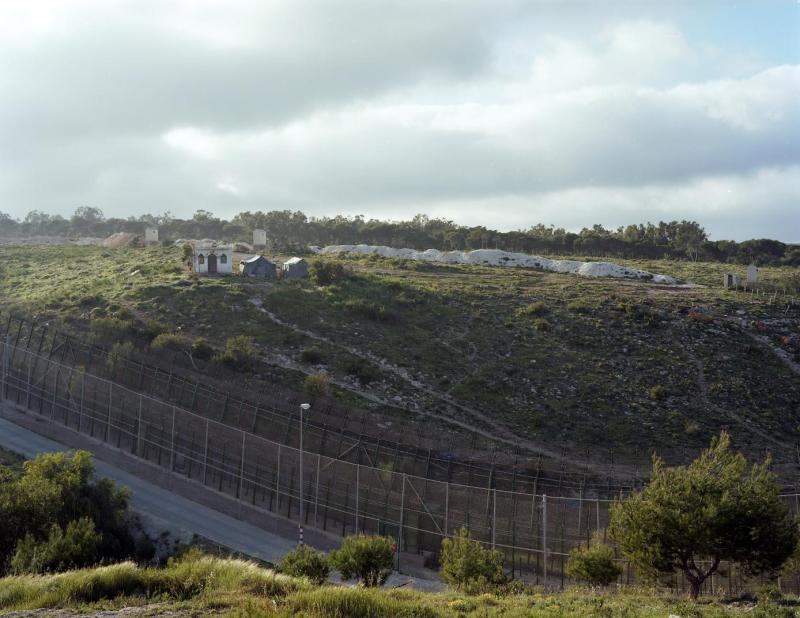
[609,432,798,599]
[565,536,622,587]
[439,528,507,593]
[329,535,394,587]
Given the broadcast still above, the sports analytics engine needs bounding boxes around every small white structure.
[192,241,233,275]
[253,229,267,248]
[144,227,159,245]
[747,263,758,286]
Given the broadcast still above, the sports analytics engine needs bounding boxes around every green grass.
[1,245,798,474]
[0,553,796,617]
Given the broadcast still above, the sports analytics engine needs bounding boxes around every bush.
[309,259,348,286]
[329,535,395,587]
[214,335,258,371]
[343,299,399,323]
[532,318,551,332]
[564,538,622,586]
[648,385,666,401]
[439,528,506,593]
[89,317,132,343]
[107,341,135,372]
[151,333,190,354]
[341,358,382,385]
[517,302,546,316]
[300,346,324,364]
[304,372,331,397]
[10,517,102,575]
[279,546,330,584]
[191,338,214,361]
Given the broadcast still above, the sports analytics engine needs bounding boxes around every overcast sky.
[1,0,798,241]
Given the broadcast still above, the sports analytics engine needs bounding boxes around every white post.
[238,431,246,500]
[169,406,176,470]
[397,473,406,571]
[355,463,360,533]
[299,403,310,544]
[136,395,143,457]
[492,488,497,548]
[543,494,548,585]
[444,482,449,537]
[203,418,210,484]
[314,453,321,527]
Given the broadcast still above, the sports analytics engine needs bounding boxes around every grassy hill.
[0,551,795,617]
[0,244,798,480]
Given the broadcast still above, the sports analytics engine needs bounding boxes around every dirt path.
[249,297,630,475]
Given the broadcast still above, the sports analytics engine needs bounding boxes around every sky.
[1,0,798,242]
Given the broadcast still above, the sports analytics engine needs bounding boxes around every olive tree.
[610,432,798,599]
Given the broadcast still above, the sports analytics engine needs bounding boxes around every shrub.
[309,259,348,286]
[279,546,330,584]
[533,318,551,332]
[214,335,258,371]
[107,341,135,372]
[304,372,331,397]
[439,528,506,593]
[648,385,666,401]
[341,358,382,386]
[329,535,395,587]
[142,320,168,341]
[564,538,622,586]
[300,346,324,364]
[343,299,399,323]
[191,338,214,361]
[10,517,102,575]
[517,302,546,316]
[151,333,190,354]
[181,243,194,261]
[89,317,132,343]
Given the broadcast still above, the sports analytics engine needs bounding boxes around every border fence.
[1,313,798,593]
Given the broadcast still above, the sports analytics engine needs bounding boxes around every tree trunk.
[689,578,701,600]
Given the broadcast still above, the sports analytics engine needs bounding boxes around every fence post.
[105,381,112,441]
[78,374,85,432]
[596,496,601,538]
[492,488,497,548]
[314,453,321,527]
[203,418,210,485]
[397,473,406,571]
[355,463,360,533]
[543,494,548,585]
[169,406,176,470]
[238,431,246,500]
[444,482,449,537]
[1,335,7,400]
[136,395,143,456]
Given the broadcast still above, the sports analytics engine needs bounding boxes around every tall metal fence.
[0,312,652,497]
[2,332,799,593]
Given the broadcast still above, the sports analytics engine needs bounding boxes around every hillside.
[0,244,797,481]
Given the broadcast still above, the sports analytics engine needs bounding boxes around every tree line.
[1,207,797,265]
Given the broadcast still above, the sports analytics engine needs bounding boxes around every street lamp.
[298,403,311,545]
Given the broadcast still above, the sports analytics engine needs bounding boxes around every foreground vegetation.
[1,550,798,617]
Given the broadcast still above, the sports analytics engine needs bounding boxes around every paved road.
[0,415,296,564]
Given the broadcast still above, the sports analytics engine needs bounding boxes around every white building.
[193,242,233,275]
[253,229,267,248]
[144,227,159,245]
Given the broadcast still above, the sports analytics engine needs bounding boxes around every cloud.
[0,3,796,241]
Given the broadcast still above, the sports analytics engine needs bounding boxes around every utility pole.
[298,403,310,545]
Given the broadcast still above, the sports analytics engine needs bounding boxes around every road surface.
[0,415,296,564]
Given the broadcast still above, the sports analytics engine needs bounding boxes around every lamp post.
[298,403,311,545]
